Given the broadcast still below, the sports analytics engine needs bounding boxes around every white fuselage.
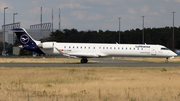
[39,42,177,58]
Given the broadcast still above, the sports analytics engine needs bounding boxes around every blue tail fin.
[12,28,44,54]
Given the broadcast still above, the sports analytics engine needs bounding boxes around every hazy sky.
[0,0,179,31]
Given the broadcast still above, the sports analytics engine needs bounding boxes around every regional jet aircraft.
[12,28,177,63]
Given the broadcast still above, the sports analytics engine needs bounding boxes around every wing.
[54,47,107,58]
[63,53,108,58]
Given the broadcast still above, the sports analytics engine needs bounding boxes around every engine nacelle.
[38,42,55,49]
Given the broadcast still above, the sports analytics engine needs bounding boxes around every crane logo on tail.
[20,34,29,44]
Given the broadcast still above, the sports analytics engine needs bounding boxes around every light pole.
[3,7,8,56]
[172,12,175,51]
[142,16,145,44]
[59,8,61,31]
[52,9,53,32]
[118,17,121,44]
[13,13,18,45]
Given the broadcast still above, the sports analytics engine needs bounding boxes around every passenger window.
[81,47,82,49]
[103,47,105,49]
[69,46,71,48]
[73,46,74,48]
[99,47,101,49]
[94,47,95,49]
[84,47,86,49]
[64,46,66,48]
[110,47,112,49]
[89,47,90,49]
[122,48,123,50]
[77,46,78,49]
[130,48,131,50]
[106,47,108,49]
[118,47,120,49]
[114,47,116,49]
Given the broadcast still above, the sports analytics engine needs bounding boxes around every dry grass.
[1,66,180,101]
[0,57,96,63]
[112,56,180,63]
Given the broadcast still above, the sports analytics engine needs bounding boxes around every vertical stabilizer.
[12,28,44,54]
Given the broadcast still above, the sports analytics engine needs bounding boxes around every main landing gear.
[81,58,88,63]
[165,57,168,63]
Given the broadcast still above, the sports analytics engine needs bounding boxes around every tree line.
[41,26,180,50]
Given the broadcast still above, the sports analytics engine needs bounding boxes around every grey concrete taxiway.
[0,59,180,67]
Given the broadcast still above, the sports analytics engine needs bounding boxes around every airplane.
[12,28,177,63]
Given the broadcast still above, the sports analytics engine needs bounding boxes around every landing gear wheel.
[165,57,168,63]
[81,58,88,63]
[81,59,84,63]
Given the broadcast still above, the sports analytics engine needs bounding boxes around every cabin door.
[151,47,157,56]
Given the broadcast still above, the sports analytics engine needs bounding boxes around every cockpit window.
[161,48,169,50]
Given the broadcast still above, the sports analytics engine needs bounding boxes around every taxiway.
[0,59,180,67]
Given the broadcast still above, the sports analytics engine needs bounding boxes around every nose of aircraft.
[171,51,178,57]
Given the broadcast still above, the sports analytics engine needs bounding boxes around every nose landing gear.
[165,57,168,63]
